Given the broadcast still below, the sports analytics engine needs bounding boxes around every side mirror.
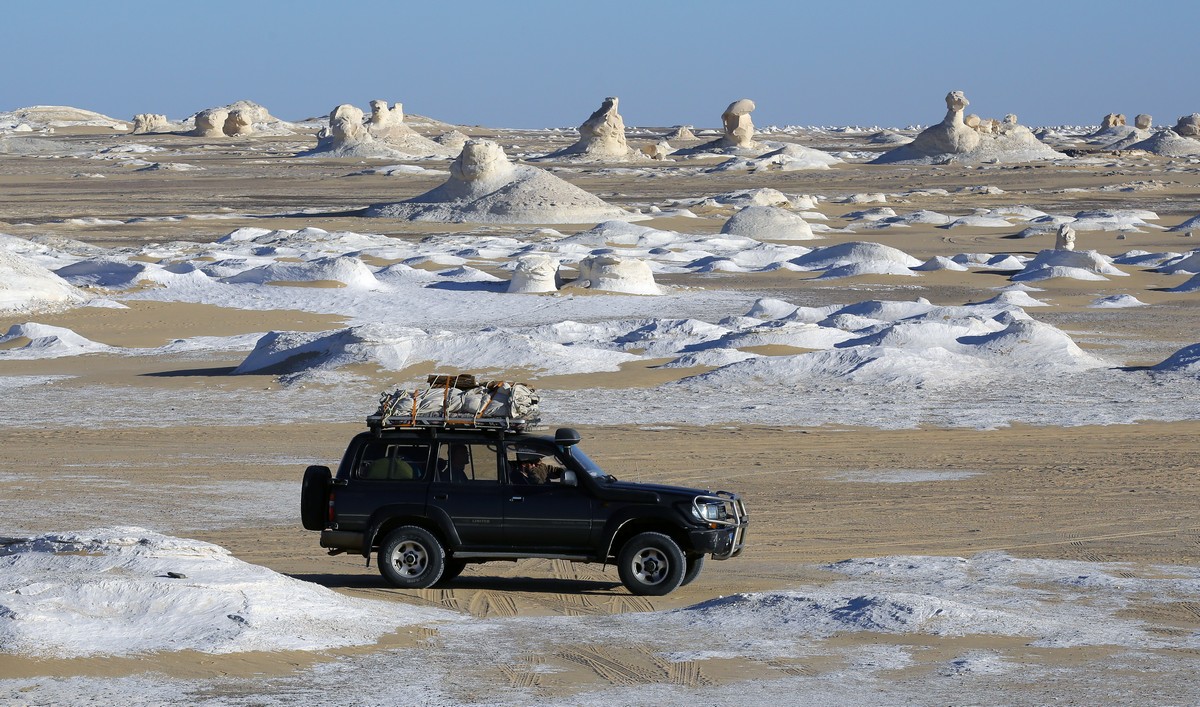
[555,428,582,446]
[561,470,578,487]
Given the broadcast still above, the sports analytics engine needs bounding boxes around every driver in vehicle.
[510,452,547,485]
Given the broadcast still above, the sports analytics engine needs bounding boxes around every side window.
[504,444,568,486]
[357,442,431,481]
[437,442,499,484]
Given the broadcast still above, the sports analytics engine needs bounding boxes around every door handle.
[509,496,524,502]
[433,494,448,500]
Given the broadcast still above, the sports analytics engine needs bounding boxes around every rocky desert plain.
[3,96,1200,705]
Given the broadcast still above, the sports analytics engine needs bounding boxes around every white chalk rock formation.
[708,143,842,173]
[191,108,229,137]
[721,99,757,148]
[367,100,404,135]
[0,249,89,311]
[1125,126,1200,157]
[331,104,371,144]
[131,114,169,134]
[673,99,772,156]
[1087,111,1148,147]
[570,254,660,295]
[507,255,561,293]
[0,106,127,131]
[433,130,470,153]
[186,101,293,137]
[873,91,1063,164]
[1054,223,1077,251]
[640,141,672,160]
[365,140,631,223]
[1175,114,1200,137]
[1102,113,1127,128]
[1135,114,1153,130]
[868,129,913,146]
[875,91,978,160]
[1012,249,1128,282]
[222,108,256,136]
[536,97,639,161]
[306,101,452,158]
[665,125,697,141]
[720,205,817,240]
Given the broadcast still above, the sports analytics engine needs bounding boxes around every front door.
[502,442,594,551]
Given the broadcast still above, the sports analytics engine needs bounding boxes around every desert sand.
[3,112,1200,704]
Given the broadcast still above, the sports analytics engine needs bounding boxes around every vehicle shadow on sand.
[290,572,624,595]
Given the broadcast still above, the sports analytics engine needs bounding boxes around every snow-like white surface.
[0,322,112,358]
[1011,249,1128,282]
[0,249,89,311]
[0,528,455,658]
[720,205,816,240]
[366,160,632,224]
[5,548,1199,704]
[0,220,1198,430]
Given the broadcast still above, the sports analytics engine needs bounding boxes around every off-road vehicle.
[300,381,748,596]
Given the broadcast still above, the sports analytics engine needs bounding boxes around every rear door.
[428,440,506,548]
[501,442,594,551]
[333,438,433,531]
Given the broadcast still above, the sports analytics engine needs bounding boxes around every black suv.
[301,422,748,596]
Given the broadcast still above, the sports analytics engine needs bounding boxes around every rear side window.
[356,442,432,482]
[436,442,499,484]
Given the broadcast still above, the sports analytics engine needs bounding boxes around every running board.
[452,551,592,561]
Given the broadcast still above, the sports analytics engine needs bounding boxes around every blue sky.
[5,1,1196,129]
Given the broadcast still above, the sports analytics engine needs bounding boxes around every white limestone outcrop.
[507,255,561,293]
[191,108,229,137]
[720,205,817,240]
[873,91,1063,164]
[222,107,256,136]
[569,254,660,295]
[673,99,768,156]
[1054,223,1077,251]
[188,101,288,137]
[721,99,757,149]
[365,140,631,223]
[131,114,169,134]
[665,125,697,141]
[536,97,639,161]
[304,101,452,158]
[1175,114,1200,138]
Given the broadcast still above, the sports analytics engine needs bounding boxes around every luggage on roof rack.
[368,374,540,433]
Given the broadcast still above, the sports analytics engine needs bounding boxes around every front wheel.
[378,526,445,589]
[617,532,685,596]
[681,554,705,587]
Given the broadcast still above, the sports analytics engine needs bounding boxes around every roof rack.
[367,414,537,435]
[368,373,541,435]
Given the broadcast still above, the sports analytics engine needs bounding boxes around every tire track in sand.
[556,646,661,686]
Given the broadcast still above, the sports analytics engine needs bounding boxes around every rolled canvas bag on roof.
[378,379,539,422]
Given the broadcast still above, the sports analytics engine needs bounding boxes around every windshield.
[563,445,609,480]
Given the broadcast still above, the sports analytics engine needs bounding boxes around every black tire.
[300,465,331,531]
[617,532,686,596]
[378,526,445,589]
[681,554,705,587]
[437,558,469,585]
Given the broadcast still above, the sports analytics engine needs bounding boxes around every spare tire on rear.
[301,465,332,531]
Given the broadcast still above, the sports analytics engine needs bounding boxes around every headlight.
[692,502,723,522]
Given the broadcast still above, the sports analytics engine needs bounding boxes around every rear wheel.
[617,532,685,596]
[300,465,331,531]
[378,526,444,589]
[438,558,469,585]
[681,554,705,587]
